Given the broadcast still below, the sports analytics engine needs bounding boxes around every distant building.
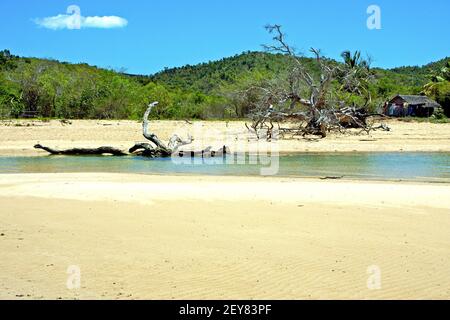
[384,95,442,117]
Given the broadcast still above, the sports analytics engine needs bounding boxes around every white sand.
[1,119,449,156]
[1,173,449,299]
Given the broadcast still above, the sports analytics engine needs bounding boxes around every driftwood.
[175,146,230,158]
[127,102,229,158]
[35,101,230,158]
[320,175,344,180]
[128,143,229,158]
[34,144,127,156]
[128,102,193,157]
[139,102,173,156]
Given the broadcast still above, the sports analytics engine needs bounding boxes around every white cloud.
[83,16,128,29]
[34,12,127,30]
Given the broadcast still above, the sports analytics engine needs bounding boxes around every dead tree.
[34,144,127,156]
[129,102,198,157]
[245,25,388,139]
[128,102,230,157]
[35,101,230,158]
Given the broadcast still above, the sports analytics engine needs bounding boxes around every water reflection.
[0,153,449,182]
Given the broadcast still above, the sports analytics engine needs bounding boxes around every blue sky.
[0,0,449,74]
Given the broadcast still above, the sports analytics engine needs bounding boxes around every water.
[0,153,449,182]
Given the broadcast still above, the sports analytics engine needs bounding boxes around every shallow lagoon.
[0,152,449,182]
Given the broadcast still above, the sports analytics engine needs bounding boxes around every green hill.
[149,51,449,109]
[387,57,450,86]
[1,49,449,120]
[0,50,226,119]
[150,51,449,97]
[148,51,296,93]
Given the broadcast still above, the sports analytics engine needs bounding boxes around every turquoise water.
[0,153,449,182]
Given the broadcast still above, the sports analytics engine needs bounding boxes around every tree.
[423,61,450,117]
[0,50,17,71]
[338,50,374,106]
[244,25,385,139]
[35,102,230,158]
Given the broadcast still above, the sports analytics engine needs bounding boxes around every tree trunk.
[35,102,230,158]
[34,144,127,156]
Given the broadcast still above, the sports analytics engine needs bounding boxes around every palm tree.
[339,50,374,106]
[423,61,450,96]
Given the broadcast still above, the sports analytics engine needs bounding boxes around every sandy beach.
[1,119,449,300]
[0,119,449,156]
[2,0,450,305]
[1,173,449,300]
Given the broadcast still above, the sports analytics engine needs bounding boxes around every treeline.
[151,51,450,116]
[0,50,229,120]
[0,49,448,120]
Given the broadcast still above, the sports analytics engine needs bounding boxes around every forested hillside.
[150,51,441,94]
[0,49,448,120]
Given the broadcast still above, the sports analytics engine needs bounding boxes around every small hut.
[384,95,441,117]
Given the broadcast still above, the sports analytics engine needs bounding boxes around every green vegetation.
[422,61,450,117]
[0,49,228,120]
[0,49,448,120]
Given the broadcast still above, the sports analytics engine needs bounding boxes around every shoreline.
[0,171,449,185]
[0,149,449,157]
[1,172,449,210]
[1,171,450,186]
[1,119,449,156]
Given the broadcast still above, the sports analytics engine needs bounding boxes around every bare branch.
[245,25,381,140]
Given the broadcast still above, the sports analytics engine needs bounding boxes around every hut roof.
[393,95,441,107]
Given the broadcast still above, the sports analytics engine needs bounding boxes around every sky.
[0,0,449,75]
